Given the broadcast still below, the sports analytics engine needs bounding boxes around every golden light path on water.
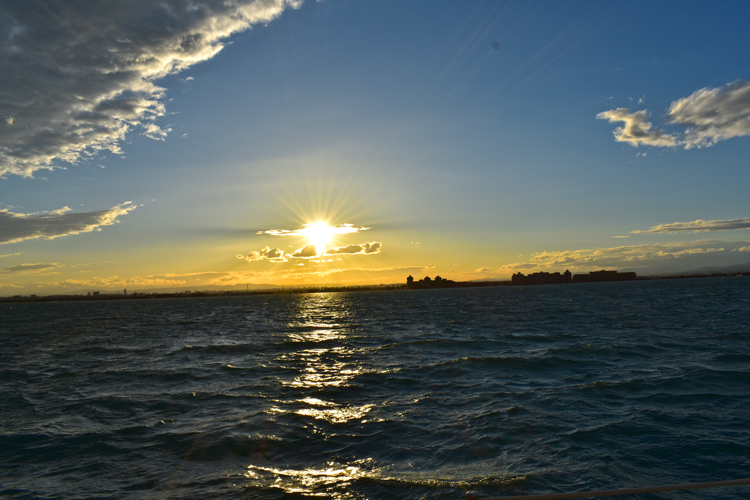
[245,293,387,498]
[240,293,508,498]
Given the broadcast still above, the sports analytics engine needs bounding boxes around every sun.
[301,221,336,252]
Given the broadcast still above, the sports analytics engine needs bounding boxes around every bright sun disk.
[302,221,336,250]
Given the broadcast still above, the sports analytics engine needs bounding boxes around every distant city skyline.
[1,0,749,294]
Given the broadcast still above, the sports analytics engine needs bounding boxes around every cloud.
[633,217,750,234]
[0,252,22,258]
[0,202,137,245]
[291,244,319,258]
[669,80,750,148]
[263,223,369,237]
[518,240,739,270]
[598,80,750,149]
[0,0,300,177]
[1,262,63,275]
[325,242,382,255]
[237,246,287,262]
[596,108,678,147]
[240,222,377,263]
[482,240,750,278]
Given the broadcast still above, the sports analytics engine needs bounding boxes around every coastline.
[1,271,747,304]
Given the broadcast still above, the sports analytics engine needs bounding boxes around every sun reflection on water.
[245,459,387,499]
[275,294,364,390]
[248,293,384,497]
[269,396,375,424]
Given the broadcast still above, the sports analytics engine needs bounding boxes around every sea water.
[1,277,749,499]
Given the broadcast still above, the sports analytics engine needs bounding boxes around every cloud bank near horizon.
[598,80,750,148]
[0,202,137,244]
[0,0,300,177]
[483,239,750,277]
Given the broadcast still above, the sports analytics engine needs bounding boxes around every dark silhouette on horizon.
[406,275,458,289]
[511,269,636,285]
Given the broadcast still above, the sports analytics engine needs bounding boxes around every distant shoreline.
[1,272,747,304]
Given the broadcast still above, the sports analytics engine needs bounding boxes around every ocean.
[1,277,749,499]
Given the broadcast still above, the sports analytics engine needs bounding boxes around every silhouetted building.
[512,269,635,286]
[512,270,573,286]
[407,275,457,289]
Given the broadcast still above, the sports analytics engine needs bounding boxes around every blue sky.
[1,0,749,293]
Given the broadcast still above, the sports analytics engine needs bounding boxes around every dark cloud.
[0,203,136,244]
[0,0,300,177]
[325,242,382,255]
[291,244,319,258]
[237,246,286,262]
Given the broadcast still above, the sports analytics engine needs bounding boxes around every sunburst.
[301,221,336,254]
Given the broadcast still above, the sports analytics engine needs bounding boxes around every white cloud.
[0,0,301,177]
[596,108,678,147]
[669,80,750,148]
[598,80,750,149]
[0,202,137,245]
[633,217,750,234]
[263,223,369,238]
[325,242,382,255]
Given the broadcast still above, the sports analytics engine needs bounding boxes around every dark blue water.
[1,277,749,499]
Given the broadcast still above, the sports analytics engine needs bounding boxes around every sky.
[1,0,749,294]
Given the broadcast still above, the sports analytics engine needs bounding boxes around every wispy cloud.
[527,240,730,267]
[0,202,136,245]
[1,262,63,275]
[598,80,750,148]
[633,217,750,234]
[0,252,22,258]
[0,0,300,177]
